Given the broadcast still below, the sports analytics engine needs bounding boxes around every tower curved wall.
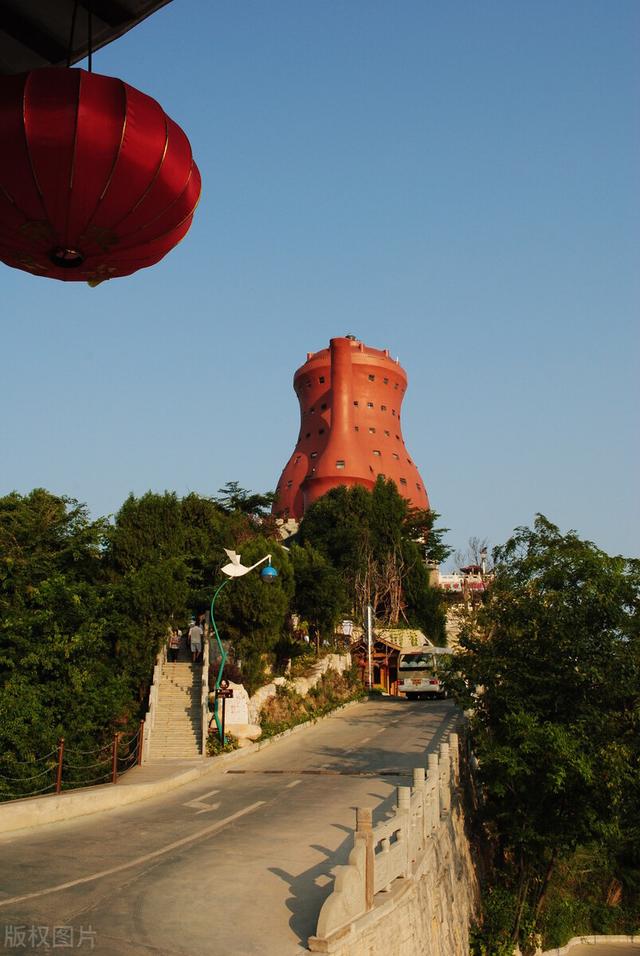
[273,336,429,520]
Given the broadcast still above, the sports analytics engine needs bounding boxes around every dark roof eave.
[0,0,173,76]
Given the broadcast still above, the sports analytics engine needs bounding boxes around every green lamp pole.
[209,549,278,744]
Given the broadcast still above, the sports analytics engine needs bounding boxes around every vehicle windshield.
[398,652,436,671]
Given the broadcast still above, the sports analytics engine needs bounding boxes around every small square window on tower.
[381,405,387,411]
[319,376,325,384]
[335,459,345,469]
[368,427,376,434]
[367,401,374,408]
[368,374,375,381]
[310,451,318,459]
[372,449,381,456]
[399,477,407,486]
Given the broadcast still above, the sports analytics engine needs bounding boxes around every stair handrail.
[141,638,167,764]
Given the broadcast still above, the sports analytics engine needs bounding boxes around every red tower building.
[273,336,429,520]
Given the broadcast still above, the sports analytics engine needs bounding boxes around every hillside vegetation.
[448,516,640,954]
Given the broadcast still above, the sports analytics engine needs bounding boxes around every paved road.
[0,698,459,956]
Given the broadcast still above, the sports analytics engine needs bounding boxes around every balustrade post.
[449,732,460,783]
[55,738,65,794]
[397,785,412,877]
[427,752,439,830]
[356,806,374,911]
[439,742,451,815]
[413,767,426,848]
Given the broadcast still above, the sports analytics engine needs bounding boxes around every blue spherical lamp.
[260,564,279,583]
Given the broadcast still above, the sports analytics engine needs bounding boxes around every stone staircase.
[147,660,203,761]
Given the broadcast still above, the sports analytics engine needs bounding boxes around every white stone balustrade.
[141,646,165,764]
[309,732,462,949]
[200,633,210,755]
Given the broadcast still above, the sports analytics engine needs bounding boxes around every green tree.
[298,478,447,640]
[104,491,192,695]
[290,542,347,645]
[448,515,640,952]
[215,481,275,518]
[404,508,453,566]
[0,490,131,795]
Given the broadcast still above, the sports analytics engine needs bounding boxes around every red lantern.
[0,68,201,285]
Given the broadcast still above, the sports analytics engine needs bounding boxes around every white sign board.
[221,682,249,725]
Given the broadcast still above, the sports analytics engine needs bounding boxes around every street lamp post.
[209,549,278,744]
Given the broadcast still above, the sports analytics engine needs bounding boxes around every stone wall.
[247,653,352,724]
[308,733,478,956]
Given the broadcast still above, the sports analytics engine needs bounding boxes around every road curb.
[540,936,639,955]
[0,697,367,835]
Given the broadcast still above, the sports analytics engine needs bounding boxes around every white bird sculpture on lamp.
[221,549,273,578]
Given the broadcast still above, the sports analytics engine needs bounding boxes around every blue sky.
[2,0,638,565]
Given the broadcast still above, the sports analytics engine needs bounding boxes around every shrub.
[258,667,365,738]
[206,731,239,757]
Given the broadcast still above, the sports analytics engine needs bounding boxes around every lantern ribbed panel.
[273,336,430,520]
[0,68,200,283]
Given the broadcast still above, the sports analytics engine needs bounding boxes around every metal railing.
[0,722,145,804]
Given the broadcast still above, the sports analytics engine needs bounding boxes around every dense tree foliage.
[289,541,347,644]
[214,481,275,518]
[0,491,131,795]
[404,507,453,566]
[448,515,640,953]
[298,477,447,641]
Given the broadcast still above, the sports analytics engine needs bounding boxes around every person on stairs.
[168,628,181,663]
[188,619,203,664]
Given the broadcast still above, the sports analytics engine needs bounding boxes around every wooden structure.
[351,635,402,695]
